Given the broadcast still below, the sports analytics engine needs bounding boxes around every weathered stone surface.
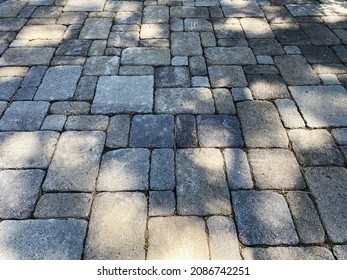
[155,88,215,114]
[155,66,190,87]
[0,18,27,32]
[331,128,347,145]
[21,66,47,88]
[176,148,231,215]
[170,7,209,18]
[85,192,147,260]
[248,75,290,100]
[171,32,202,56]
[302,23,340,45]
[237,101,289,148]
[0,48,55,66]
[286,192,325,244]
[140,24,169,40]
[114,12,141,25]
[121,47,170,66]
[207,216,242,260]
[208,66,247,87]
[56,39,91,56]
[106,115,130,148]
[65,115,108,131]
[92,76,154,114]
[74,76,97,101]
[240,18,274,39]
[79,18,112,39]
[130,115,174,148]
[205,47,256,65]
[0,77,22,100]
[243,246,334,260]
[0,219,87,260]
[300,45,339,64]
[97,149,149,191]
[274,99,305,129]
[184,18,213,32]
[50,101,90,115]
[249,38,284,56]
[17,25,66,41]
[84,56,119,76]
[119,66,154,76]
[248,149,305,190]
[176,115,197,148]
[333,245,347,260]
[147,216,209,260]
[305,167,347,243]
[274,55,320,86]
[232,87,253,101]
[35,66,82,101]
[197,115,244,148]
[0,170,44,219]
[232,190,299,245]
[149,191,175,216]
[32,6,62,18]
[43,131,105,192]
[109,31,139,47]
[221,0,264,18]
[189,56,207,75]
[0,131,58,168]
[212,89,235,114]
[289,85,347,128]
[0,101,49,131]
[41,115,66,131]
[34,193,92,219]
[150,149,175,190]
[223,149,253,190]
[0,0,27,18]
[289,129,344,167]
[143,6,169,23]
[64,0,106,11]
[192,76,210,87]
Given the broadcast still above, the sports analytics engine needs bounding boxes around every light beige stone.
[16,25,66,40]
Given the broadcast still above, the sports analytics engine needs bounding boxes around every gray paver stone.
[248,149,306,190]
[16,25,66,40]
[106,115,130,148]
[288,129,344,167]
[0,131,59,168]
[331,128,347,145]
[143,6,169,23]
[84,56,120,76]
[240,18,274,39]
[189,56,207,75]
[248,75,290,100]
[223,148,253,190]
[286,192,325,244]
[84,192,147,260]
[305,167,347,243]
[149,191,176,216]
[171,32,202,56]
[176,148,231,215]
[176,115,197,148]
[74,76,97,101]
[121,47,171,66]
[56,39,91,56]
[35,66,82,101]
[0,48,55,66]
[274,99,305,129]
[147,216,209,260]
[109,31,139,47]
[150,149,175,190]
[0,170,45,219]
[79,18,112,39]
[41,115,66,131]
[0,219,87,260]
[301,23,340,45]
[232,190,299,245]
[333,245,347,260]
[231,87,253,101]
[237,101,289,148]
[212,89,236,114]
[50,101,90,115]
[34,193,92,219]
[130,115,174,148]
[97,148,150,191]
[197,115,244,148]
[207,216,242,260]
[0,77,22,100]
[0,18,27,32]
[43,131,105,192]
[21,66,47,88]
[209,66,247,87]
[220,0,264,18]
[170,7,209,18]
[205,47,256,65]
[65,115,109,131]
[91,76,153,114]
[64,0,106,11]
[155,66,190,87]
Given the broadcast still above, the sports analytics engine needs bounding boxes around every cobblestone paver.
[0,0,346,260]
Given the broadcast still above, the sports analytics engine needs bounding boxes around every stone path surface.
[0,0,346,260]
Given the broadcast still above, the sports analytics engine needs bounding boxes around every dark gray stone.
[301,23,340,45]
[305,167,347,243]
[155,66,190,87]
[56,40,91,56]
[197,115,244,148]
[286,192,325,244]
[249,149,306,190]
[274,55,320,86]
[106,115,130,148]
[49,101,90,115]
[213,19,244,39]
[288,129,344,167]
[108,31,139,47]
[170,6,209,18]
[149,191,175,216]
[41,115,66,131]
[113,12,142,25]
[0,18,27,32]
[0,170,45,219]
[331,128,347,145]
[79,18,112,39]
[171,32,202,56]
[248,75,290,100]
[299,45,340,63]
[273,24,309,45]
[0,101,49,131]
[244,65,279,75]
[21,66,47,88]
[0,219,87,260]
[208,66,247,87]
[74,76,97,101]
[143,6,169,23]
[205,47,256,65]
[0,77,22,100]
[43,131,105,192]
[65,115,109,131]
[32,6,62,18]
[249,39,284,56]
[150,149,175,191]
[97,149,150,191]
[92,76,154,114]
[130,115,174,148]
[176,115,197,148]
[232,190,299,245]
[34,193,92,219]
[0,47,55,66]
[212,88,236,114]
[189,56,207,76]
[331,45,347,63]
[176,148,231,215]
[121,47,171,66]
[35,66,82,101]
[84,56,120,76]
[289,85,347,128]
[333,245,347,260]
[237,101,289,148]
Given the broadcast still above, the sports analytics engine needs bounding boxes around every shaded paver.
[0,0,346,261]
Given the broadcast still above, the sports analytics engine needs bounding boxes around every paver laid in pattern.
[0,0,346,261]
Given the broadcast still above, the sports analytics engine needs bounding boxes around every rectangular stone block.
[205,47,256,65]
[240,18,274,38]
[208,65,247,87]
[171,32,202,56]
[155,88,215,114]
[0,77,22,101]
[43,131,105,192]
[64,0,106,11]
[121,47,171,66]
[91,76,154,114]
[150,149,175,190]
[221,0,264,18]
[149,191,175,217]
[147,217,209,260]
[176,148,231,215]
[237,101,289,148]
[176,115,197,148]
[0,131,59,168]
[65,115,109,131]
[16,25,66,40]
[85,192,147,260]
[0,48,55,66]
[0,219,87,260]
[274,99,305,129]
[106,115,130,148]
[79,18,112,39]
[35,66,82,101]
